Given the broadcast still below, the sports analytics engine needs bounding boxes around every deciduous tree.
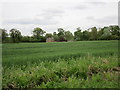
[33,27,46,40]
[1,29,8,42]
[64,31,73,41]
[10,28,22,43]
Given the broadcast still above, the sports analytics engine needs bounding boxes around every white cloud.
[0,0,118,36]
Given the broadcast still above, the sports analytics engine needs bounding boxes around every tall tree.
[57,28,66,41]
[53,32,59,41]
[33,27,46,40]
[82,30,90,40]
[1,29,8,42]
[74,27,82,41]
[97,28,104,40]
[64,31,73,41]
[90,27,97,40]
[10,28,22,43]
[101,27,112,40]
[109,25,120,39]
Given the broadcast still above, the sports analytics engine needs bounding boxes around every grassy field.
[2,40,119,88]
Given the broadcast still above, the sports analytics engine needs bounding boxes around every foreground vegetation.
[2,40,119,88]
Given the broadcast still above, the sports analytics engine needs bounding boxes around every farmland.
[2,40,119,88]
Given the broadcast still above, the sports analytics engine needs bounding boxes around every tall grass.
[2,40,119,88]
[3,55,118,88]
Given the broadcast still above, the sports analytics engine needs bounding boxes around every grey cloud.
[2,8,64,26]
[89,2,106,5]
[75,4,88,10]
[96,16,117,24]
[86,15,117,24]
[43,9,64,14]
[37,8,64,19]
[3,18,59,25]
[86,16,95,20]
[74,2,106,10]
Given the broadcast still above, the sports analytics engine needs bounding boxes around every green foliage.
[10,28,22,43]
[21,36,31,42]
[64,31,74,41]
[89,27,97,40]
[33,27,46,40]
[1,25,120,43]
[53,32,59,41]
[74,28,82,41]
[57,28,66,41]
[97,28,104,40]
[82,30,90,40]
[45,33,52,39]
[3,55,118,88]
[109,25,120,36]
[2,41,119,88]
[101,27,112,40]
[1,29,8,42]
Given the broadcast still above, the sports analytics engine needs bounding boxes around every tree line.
[0,25,120,43]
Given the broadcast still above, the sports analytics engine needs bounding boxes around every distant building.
[46,37,54,42]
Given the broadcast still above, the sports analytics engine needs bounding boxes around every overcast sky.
[0,0,119,36]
